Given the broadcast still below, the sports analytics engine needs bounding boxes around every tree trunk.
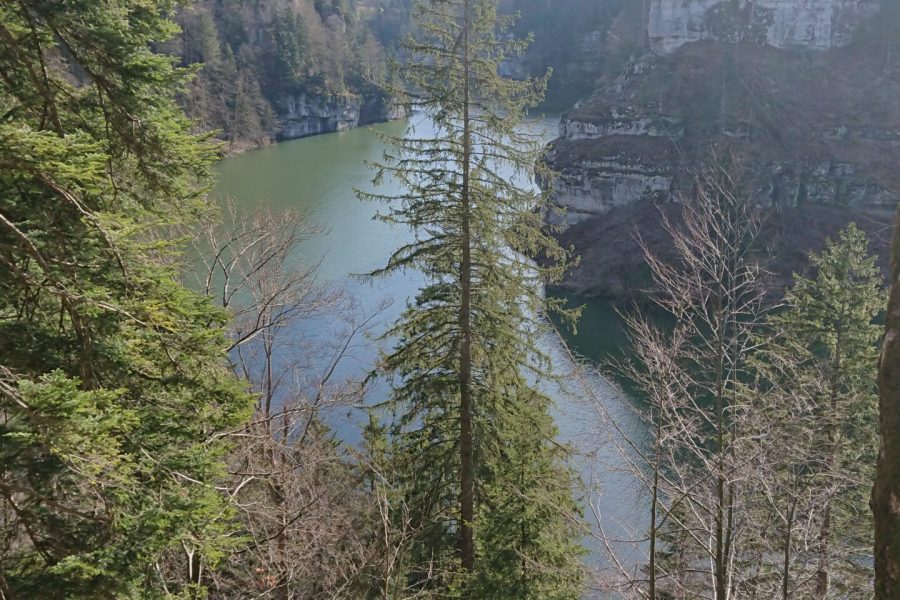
[783,499,796,600]
[715,302,728,600]
[458,0,476,574]
[874,206,900,598]
[816,505,831,598]
[649,408,661,600]
[817,356,840,599]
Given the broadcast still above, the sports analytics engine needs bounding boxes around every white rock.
[648,0,881,54]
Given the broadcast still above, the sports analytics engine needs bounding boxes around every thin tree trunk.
[715,427,727,598]
[520,452,529,596]
[649,407,661,600]
[458,0,476,574]
[724,306,741,600]
[783,498,796,600]
[873,206,900,598]
[715,300,728,600]
[816,506,831,598]
[817,337,841,598]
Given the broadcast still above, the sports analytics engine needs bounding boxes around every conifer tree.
[273,7,312,86]
[359,0,582,597]
[0,2,251,596]
[755,224,884,598]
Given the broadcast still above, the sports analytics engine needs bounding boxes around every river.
[214,114,650,593]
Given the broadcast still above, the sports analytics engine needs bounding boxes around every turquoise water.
[214,115,650,589]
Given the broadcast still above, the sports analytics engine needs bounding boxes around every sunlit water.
[214,114,651,596]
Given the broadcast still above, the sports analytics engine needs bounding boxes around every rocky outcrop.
[551,200,895,299]
[548,39,900,222]
[360,94,409,126]
[544,135,677,226]
[649,0,881,54]
[274,91,407,141]
[546,3,899,299]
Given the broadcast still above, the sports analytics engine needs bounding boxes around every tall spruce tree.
[0,1,250,596]
[756,224,884,597]
[359,0,582,597]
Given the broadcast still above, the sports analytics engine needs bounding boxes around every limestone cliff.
[546,1,899,299]
[275,91,407,141]
[649,0,881,54]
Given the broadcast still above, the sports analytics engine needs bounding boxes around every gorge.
[203,2,900,552]
[4,1,895,596]
[213,114,648,580]
[546,0,899,299]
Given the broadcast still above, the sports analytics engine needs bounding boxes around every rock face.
[546,2,899,299]
[546,104,684,225]
[274,91,407,141]
[649,0,881,54]
[544,137,676,226]
[548,39,900,226]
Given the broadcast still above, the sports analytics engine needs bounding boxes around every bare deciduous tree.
[158,200,423,599]
[586,160,881,600]
[585,159,770,600]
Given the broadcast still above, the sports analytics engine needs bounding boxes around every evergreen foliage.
[752,224,884,597]
[273,7,313,85]
[0,1,251,596]
[176,0,402,148]
[359,0,583,596]
[617,200,886,598]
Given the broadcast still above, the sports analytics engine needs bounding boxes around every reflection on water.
[214,115,652,593]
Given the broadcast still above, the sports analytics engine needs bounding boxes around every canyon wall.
[275,92,407,140]
[649,0,881,54]
[546,1,899,298]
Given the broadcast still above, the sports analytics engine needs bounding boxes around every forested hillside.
[502,0,637,103]
[3,1,899,599]
[171,0,640,149]
[170,0,410,149]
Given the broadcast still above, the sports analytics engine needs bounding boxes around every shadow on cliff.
[548,2,900,300]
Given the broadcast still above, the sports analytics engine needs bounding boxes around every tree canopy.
[0,2,250,596]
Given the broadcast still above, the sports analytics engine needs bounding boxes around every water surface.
[214,115,650,593]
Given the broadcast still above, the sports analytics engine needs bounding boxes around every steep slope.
[171,0,409,150]
[501,0,633,104]
[546,0,899,298]
[649,0,881,53]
